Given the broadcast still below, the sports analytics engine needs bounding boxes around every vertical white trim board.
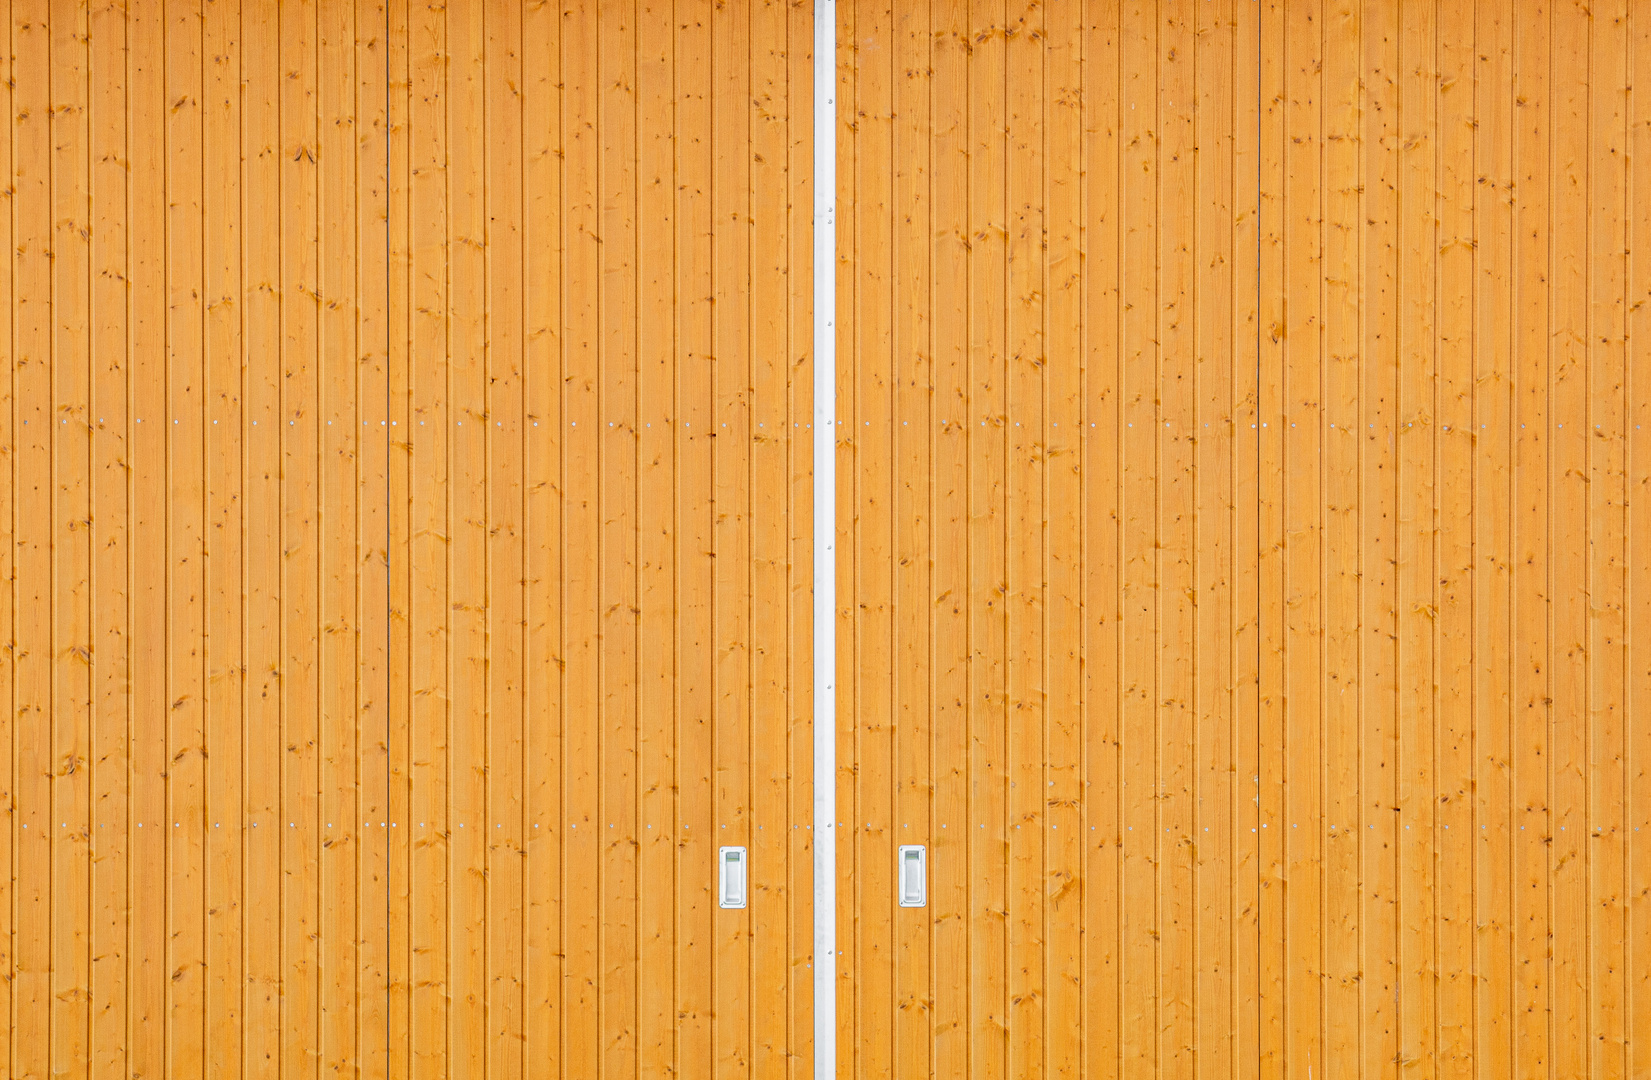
[811,0,837,1075]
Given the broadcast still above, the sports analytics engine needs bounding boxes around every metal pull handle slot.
[720,846,747,909]
[898,845,926,908]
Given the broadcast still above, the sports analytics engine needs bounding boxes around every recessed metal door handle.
[898,845,925,908]
[720,846,747,909]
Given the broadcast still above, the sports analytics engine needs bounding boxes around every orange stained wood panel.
[9,0,1651,1077]
[384,1,815,1073]
[4,0,815,1077]
[837,0,1651,1078]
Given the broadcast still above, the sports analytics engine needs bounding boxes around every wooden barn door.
[835,0,1651,1078]
[835,1,1262,1076]
[0,0,813,1077]
[383,0,816,1076]
[0,0,395,1075]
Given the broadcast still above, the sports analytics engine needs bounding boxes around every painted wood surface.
[836,0,1651,1077]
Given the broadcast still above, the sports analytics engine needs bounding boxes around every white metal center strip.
[811,0,837,1075]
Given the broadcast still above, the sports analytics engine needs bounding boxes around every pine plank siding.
[4,1,1650,1076]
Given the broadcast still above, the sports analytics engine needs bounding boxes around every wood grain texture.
[12,1,1651,1077]
[4,1,813,1077]
[387,1,815,1076]
[836,0,1651,1077]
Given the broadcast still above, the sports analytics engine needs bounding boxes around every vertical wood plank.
[967,0,1008,1073]
[931,1,972,1073]
[0,0,15,1063]
[355,0,392,1075]
[1004,0,1044,1072]
[596,0,639,1073]
[1231,3,1264,1078]
[1588,3,1630,1075]
[1156,3,1195,1077]
[165,0,209,1070]
[890,0,932,1073]
[1511,0,1552,1075]
[1192,2,1236,1076]
[558,0,599,1072]
[1255,0,1287,1063]
[444,0,486,1071]
[1119,1,1158,1075]
[241,0,284,1073]
[484,1,526,1077]
[1549,0,1590,1074]
[1282,2,1325,1075]
[1396,2,1438,1074]
[635,4,675,1076]
[1320,0,1362,1074]
[406,0,449,1070]
[849,0,893,1069]
[386,0,413,1065]
[13,0,55,1074]
[1361,0,1403,1072]
[1598,9,1632,1072]
[88,0,130,1072]
[1629,4,1651,1076]
[520,0,562,1072]
[279,0,324,1073]
[1436,3,1478,1077]
[1473,5,1517,1079]
[202,0,244,1070]
[13,0,50,1072]
[49,0,93,1070]
[675,0,715,1070]
[749,1,794,1076]
[318,0,361,1070]
[127,0,170,1069]
[1043,0,1083,1075]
